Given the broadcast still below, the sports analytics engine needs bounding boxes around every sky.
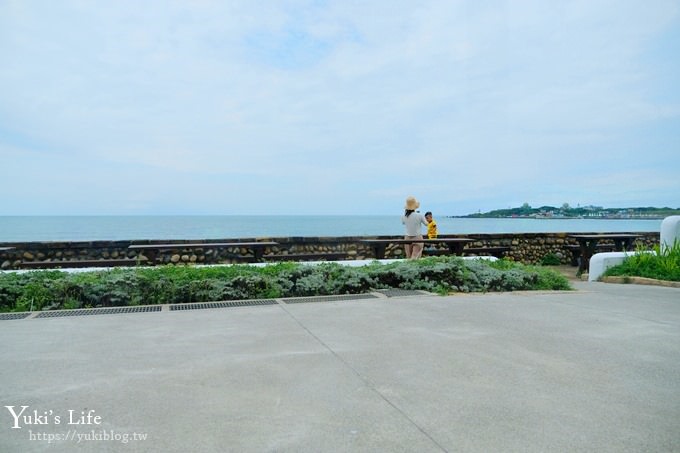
[1,0,679,216]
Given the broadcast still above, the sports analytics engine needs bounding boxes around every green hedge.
[0,257,571,312]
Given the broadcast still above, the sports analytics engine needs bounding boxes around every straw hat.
[404,196,420,210]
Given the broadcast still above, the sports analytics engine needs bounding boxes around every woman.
[402,196,428,259]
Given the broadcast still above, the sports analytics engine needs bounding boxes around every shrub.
[603,241,680,281]
[324,265,376,294]
[540,253,561,266]
[0,257,572,312]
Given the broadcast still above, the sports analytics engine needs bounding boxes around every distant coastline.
[449,215,669,220]
[454,204,680,220]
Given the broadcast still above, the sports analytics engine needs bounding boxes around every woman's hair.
[404,209,414,217]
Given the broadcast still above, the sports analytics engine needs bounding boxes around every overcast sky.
[1,0,679,216]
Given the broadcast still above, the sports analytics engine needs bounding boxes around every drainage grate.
[170,299,278,311]
[11,290,428,320]
[0,312,32,320]
[375,289,427,297]
[34,306,162,318]
[282,294,379,304]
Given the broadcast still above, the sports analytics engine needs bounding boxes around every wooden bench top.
[19,259,139,269]
[128,241,278,250]
[360,238,474,244]
[362,238,475,258]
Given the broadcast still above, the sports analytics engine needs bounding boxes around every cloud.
[1,0,679,215]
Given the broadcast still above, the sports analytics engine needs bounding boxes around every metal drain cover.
[35,306,162,318]
[7,289,427,320]
[375,289,426,297]
[0,312,31,320]
[170,299,278,310]
[283,294,379,304]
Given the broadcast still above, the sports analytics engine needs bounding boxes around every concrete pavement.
[1,281,679,452]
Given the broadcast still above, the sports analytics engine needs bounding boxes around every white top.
[401,212,427,236]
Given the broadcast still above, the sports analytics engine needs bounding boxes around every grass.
[0,256,572,312]
[602,241,680,282]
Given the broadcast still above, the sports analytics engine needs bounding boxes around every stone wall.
[0,232,660,270]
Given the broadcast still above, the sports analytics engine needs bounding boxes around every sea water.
[0,216,662,242]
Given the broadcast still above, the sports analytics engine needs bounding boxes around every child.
[424,211,438,239]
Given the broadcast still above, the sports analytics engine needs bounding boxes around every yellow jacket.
[427,220,438,239]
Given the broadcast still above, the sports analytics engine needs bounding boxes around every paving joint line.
[276,301,448,453]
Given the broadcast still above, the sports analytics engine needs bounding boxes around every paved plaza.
[1,281,679,452]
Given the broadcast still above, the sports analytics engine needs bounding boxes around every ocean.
[0,216,662,242]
